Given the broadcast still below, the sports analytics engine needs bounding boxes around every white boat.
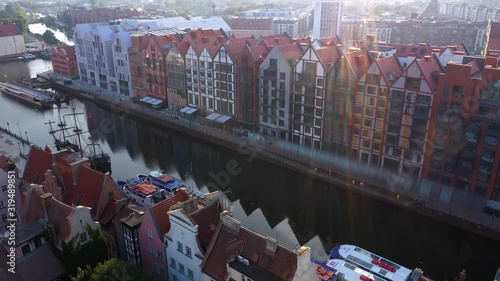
[331,245,431,281]
[18,53,37,60]
[324,259,387,281]
[122,177,172,207]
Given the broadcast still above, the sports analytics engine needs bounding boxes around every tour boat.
[331,245,432,281]
[318,259,386,281]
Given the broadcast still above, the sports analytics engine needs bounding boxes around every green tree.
[42,30,60,45]
[70,259,150,281]
[53,225,108,278]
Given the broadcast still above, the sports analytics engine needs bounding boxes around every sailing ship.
[45,105,112,174]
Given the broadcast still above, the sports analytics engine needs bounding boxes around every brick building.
[51,46,78,77]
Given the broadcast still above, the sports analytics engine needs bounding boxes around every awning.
[205,112,221,121]
[140,96,164,106]
[180,106,199,115]
[205,112,232,124]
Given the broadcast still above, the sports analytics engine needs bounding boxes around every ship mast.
[65,106,84,157]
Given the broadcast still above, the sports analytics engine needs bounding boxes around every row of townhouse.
[6,144,317,281]
[103,187,316,281]
[72,23,500,200]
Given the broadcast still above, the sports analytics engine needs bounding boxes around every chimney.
[355,54,363,65]
[221,211,241,233]
[418,42,427,46]
[366,34,375,42]
[295,246,314,280]
[265,236,277,257]
[40,193,53,220]
[424,55,431,62]
[274,38,279,43]
[114,198,129,213]
[485,56,499,68]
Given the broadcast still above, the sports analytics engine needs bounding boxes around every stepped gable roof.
[0,24,22,37]
[202,222,298,280]
[0,244,65,281]
[189,202,223,252]
[230,18,273,30]
[151,189,190,236]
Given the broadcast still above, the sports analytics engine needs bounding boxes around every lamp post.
[25,131,29,144]
[16,123,21,139]
[6,122,9,133]
[17,142,21,156]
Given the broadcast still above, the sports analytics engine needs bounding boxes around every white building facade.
[313,0,343,39]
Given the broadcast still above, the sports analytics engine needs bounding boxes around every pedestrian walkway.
[0,129,29,176]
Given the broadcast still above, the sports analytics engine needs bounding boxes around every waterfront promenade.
[38,72,500,242]
[0,127,29,176]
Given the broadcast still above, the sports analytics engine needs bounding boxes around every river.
[0,60,499,281]
[28,23,73,45]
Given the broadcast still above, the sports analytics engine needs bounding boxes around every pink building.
[51,46,78,78]
[138,189,190,281]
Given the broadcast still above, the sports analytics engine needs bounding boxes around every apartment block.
[50,46,78,77]
[313,0,343,39]
[292,41,342,150]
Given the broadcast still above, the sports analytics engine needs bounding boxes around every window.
[1,214,6,222]
[0,201,4,208]
[1,185,6,192]
[177,241,183,252]
[148,228,153,238]
[170,258,176,268]
[179,263,184,274]
[280,72,285,80]
[185,247,192,258]
[406,78,420,90]
[156,250,162,260]
[172,274,178,281]
[188,269,194,280]
[21,244,31,255]
[80,232,88,244]
[363,119,373,128]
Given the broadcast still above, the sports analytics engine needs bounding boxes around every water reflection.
[0,78,497,280]
[28,23,73,45]
[81,101,500,281]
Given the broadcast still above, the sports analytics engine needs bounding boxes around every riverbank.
[37,72,500,242]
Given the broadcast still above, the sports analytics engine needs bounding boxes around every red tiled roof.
[151,189,190,236]
[317,36,342,47]
[277,44,303,62]
[227,42,248,57]
[23,146,54,184]
[249,45,270,61]
[229,36,257,45]
[416,55,443,90]
[189,202,223,252]
[202,224,297,280]
[230,18,273,30]
[316,45,341,72]
[376,56,403,79]
[345,50,372,80]
[259,34,292,48]
[0,244,65,281]
[0,24,22,37]
[69,166,106,210]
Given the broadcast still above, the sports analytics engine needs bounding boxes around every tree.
[42,30,60,46]
[53,225,108,278]
[70,259,150,281]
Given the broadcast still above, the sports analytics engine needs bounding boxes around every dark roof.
[0,24,22,37]
[151,189,190,236]
[202,223,297,280]
[0,244,65,281]
[189,202,223,252]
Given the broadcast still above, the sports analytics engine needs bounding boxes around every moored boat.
[18,53,37,60]
[0,81,53,109]
[330,245,432,281]
[314,258,386,281]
